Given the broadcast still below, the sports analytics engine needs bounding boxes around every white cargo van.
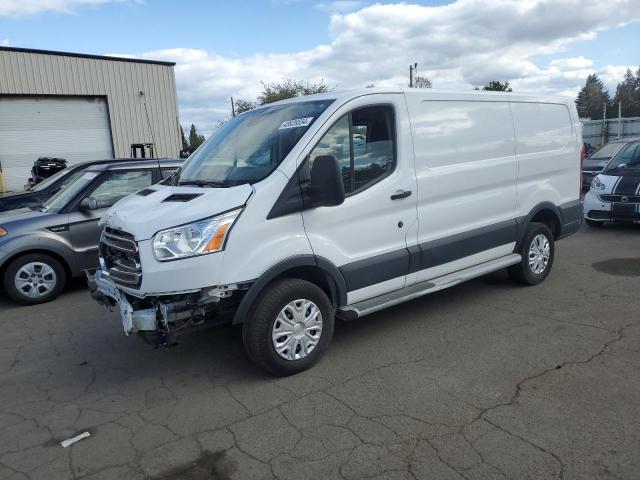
[88,88,582,375]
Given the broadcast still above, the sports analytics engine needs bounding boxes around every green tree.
[482,81,512,92]
[188,124,206,150]
[257,79,331,105]
[612,68,640,117]
[234,99,257,114]
[180,125,188,150]
[414,76,432,88]
[575,74,611,120]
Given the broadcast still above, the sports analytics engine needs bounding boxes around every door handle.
[391,189,412,200]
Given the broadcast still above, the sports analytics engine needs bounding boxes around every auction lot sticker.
[279,117,314,129]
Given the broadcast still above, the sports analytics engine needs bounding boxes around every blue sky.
[1,0,639,132]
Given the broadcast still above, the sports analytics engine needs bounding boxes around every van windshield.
[175,99,334,187]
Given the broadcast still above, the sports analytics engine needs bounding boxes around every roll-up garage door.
[0,96,114,191]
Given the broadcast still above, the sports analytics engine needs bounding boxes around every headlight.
[152,208,242,261]
[0,227,6,237]
[591,176,606,191]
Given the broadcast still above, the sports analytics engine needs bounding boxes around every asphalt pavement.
[1,224,639,479]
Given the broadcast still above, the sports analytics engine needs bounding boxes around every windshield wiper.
[177,180,226,188]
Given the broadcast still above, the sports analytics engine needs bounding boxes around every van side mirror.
[309,155,346,207]
[79,197,98,211]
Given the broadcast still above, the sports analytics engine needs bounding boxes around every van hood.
[101,184,254,240]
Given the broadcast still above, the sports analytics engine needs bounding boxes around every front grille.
[599,194,640,204]
[100,227,142,288]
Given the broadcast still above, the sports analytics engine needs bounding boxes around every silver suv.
[0,159,182,305]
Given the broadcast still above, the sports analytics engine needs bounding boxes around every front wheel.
[3,253,66,305]
[508,222,555,285]
[242,278,334,376]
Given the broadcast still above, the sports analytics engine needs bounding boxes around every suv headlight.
[0,227,6,237]
[591,176,606,191]
[152,208,242,261]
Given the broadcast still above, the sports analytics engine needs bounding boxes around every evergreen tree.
[180,125,188,150]
[612,68,640,117]
[575,74,611,120]
[188,124,206,150]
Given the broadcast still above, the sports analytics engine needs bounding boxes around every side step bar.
[339,253,521,320]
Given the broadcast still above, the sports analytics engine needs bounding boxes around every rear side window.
[308,105,395,195]
[160,168,178,179]
[511,102,572,155]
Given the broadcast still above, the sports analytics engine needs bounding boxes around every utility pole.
[600,102,607,146]
[230,97,236,117]
[409,63,418,88]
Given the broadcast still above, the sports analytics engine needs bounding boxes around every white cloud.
[0,0,128,16]
[549,56,593,69]
[0,38,9,46]
[120,0,640,133]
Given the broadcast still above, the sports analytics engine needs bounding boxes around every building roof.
[0,46,175,67]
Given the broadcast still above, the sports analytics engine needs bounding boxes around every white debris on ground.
[61,431,91,448]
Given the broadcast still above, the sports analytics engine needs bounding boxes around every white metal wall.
[0,97,113,190]
[0,48,181,179]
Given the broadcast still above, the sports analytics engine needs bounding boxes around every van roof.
[254,87,573,110]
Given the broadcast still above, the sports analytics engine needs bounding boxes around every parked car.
[583,140,640,227]
[0,159,182,305]
[582,138,638,190]
[0,158,165,213]
[88,88,582,375]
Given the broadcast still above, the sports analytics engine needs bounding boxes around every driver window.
[87,170,153,208]
[307,105,395,195]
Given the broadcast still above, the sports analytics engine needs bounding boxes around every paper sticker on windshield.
[81,172,98,180]
[279,117,314,130]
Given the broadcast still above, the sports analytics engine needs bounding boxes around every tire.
[585,219,604,228]
[3,253,66,305]
[242,278,335,376]
[508,222,555,286]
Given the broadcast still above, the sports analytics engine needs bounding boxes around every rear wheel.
[242,278,334,376]
[3,253,66,305]
[585,219,604,228]
[508,222,555,285]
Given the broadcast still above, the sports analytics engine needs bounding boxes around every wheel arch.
[232,255,347,325]
[516,202,562,251]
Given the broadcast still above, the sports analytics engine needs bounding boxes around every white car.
[88,88,582,375]
[584,140,640,227]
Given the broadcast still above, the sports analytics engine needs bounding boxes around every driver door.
[68,169,154,270]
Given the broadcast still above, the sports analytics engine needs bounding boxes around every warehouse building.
[0,46,181,191]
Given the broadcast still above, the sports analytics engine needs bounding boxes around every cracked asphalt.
[1,224,639,480]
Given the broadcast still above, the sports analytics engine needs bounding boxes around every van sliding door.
[406,95,518,282]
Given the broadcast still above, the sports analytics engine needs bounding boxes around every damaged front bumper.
[87,269,245,346]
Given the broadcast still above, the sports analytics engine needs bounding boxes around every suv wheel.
[3,253,66,305]
[508,222,555,285]
[242,278,334,376]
